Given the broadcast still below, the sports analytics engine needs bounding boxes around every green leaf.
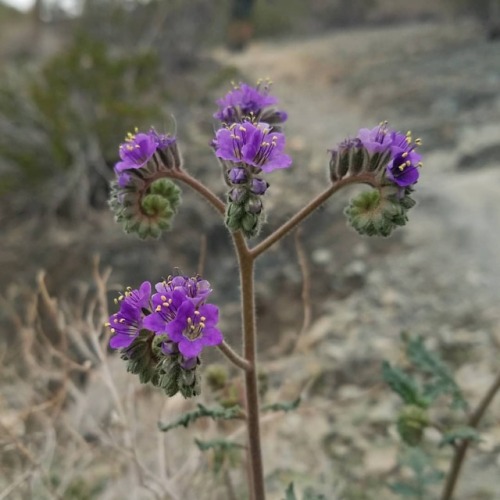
[195,438,246,475]
[284,483,298,500]
[194,438,246,452]
[389,482,420,497]
[382,362,427,407]
[406,337,467,410]
[262,397,301,413]
[158,404,243,432]
[439,426,481,448]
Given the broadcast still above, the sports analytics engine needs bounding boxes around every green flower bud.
[344,186,416,237]
[397,405,429,446]
[109,178,181,239]
[225,198,265,238]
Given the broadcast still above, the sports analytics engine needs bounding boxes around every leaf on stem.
[382,361,427,408]
[405,336,467,410]
[157,403,244,432]
[439,426,481,448]
[262,397,301,413]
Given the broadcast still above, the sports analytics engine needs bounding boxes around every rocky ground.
[207,20,500,499]
[2,18,500,500]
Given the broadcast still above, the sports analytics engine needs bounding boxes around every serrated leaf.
[382,362,427,407]
[262,397,301,413]
[157,404,243,432]
[439,426,481,448]
[194,438,246,452]
[406,337,467,410]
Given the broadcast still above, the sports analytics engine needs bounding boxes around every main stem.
[172,169,379,500]
[440,370,500,500]
[233,233,265,500]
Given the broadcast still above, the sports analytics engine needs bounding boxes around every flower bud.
[228,187,247,204]
[228,167,248,184]
[109,178,182,239]
[344,184,416,237]
[329,138,369,181]
[397,405,429,446]
[225,200,264,238]
[250,178,269,195]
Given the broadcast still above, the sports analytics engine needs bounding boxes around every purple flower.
[115,132,157,174]
[108,281,152,349]
[215,121,292,173]
[113,128,177,185]
[357,124,394,154]
[164,301,223,359]
[214,82,279,122]
[355,123,422,187]
[142,275,213,334]
[385,130,422,187]
[228,167,248,184]
[250,178,268,195]
[386,149,421,187]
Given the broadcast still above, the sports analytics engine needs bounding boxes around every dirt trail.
[211,21,500,499]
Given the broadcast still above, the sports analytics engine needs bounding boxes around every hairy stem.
[251,174,377,259]
[233,232,265,500]
[168,170,226,216]
[217,341,251,372]
[440,370,500,500]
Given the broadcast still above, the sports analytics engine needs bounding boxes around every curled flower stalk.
[109,128,183,239]
[107,274,223,398]
[329,122,423,237]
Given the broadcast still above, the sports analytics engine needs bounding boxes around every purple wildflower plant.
[215,121,292,173]
[164,301,223,359]
[214,81,284,123]
[108,281,152,349]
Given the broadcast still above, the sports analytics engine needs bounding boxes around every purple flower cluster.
[107,275,223,361]
[114,128,176,187]
[212,82,291,237]
[215,121,292,173]
[357,123,422,187]
[214,121,291,207]
[214,81,287,124]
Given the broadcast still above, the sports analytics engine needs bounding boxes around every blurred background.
[1,1,500,499]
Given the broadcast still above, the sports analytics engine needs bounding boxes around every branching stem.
[217,341,251,372]
[251,174,377,258]
[176,169,379,500]
[440,370,500,500]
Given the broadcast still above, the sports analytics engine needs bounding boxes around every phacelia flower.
[385,131,422,187]
[106,273,223,398]
[214,81,287,125]
[357,123,422,187]
[329,122,422,188]
[142,275,213,334]
[107,281,152,349]
[164,301,223,359]
[109,127,183,240]
[113,128,178,187]
[215,121,292,173]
